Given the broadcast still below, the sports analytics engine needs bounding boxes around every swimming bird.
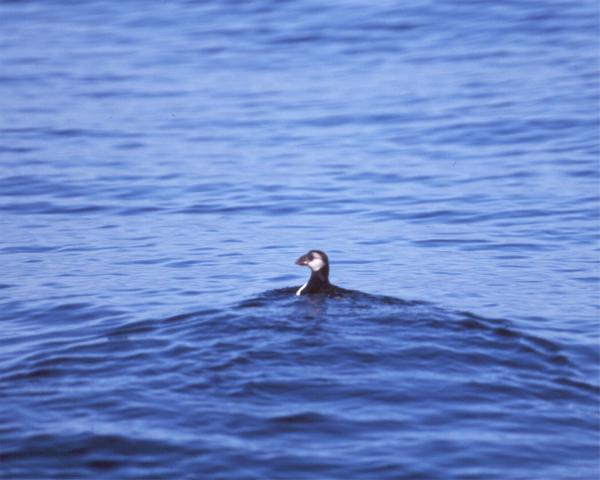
[295,249,343,296]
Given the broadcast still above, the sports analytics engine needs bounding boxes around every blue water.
[1,1,599,478]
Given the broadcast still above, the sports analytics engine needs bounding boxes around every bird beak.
[295,254,309,266]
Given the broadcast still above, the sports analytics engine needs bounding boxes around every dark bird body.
[295,250,345,296]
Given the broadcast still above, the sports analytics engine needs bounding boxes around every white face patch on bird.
[295,250,326,272]
[307,252,325,272]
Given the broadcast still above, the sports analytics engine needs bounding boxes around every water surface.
[1,1,598,478]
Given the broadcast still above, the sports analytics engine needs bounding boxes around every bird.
[294,249,344,296]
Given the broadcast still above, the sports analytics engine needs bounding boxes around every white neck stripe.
[296,281,308,296]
